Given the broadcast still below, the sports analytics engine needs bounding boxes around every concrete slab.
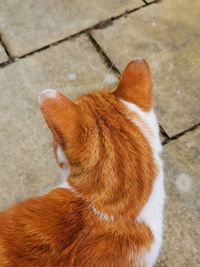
[0,44,8,63]
[0,0,143,57]
[0,35,117,210]
[156,128,200,266]
[92,0,200,137]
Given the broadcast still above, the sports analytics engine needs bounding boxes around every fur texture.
[0,59,165,266]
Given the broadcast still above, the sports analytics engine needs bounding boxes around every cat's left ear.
[39,89,82,145]
[113,59,153,111]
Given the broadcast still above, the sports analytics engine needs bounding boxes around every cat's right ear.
[39,89,82,145]
[113,59,153,111]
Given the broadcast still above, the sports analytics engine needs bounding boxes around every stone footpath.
[0,0,199,266]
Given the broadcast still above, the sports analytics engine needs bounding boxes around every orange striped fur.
[0,59,164,266]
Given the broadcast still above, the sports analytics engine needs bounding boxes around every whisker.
[99,63,114,90]
[99,57,120,90]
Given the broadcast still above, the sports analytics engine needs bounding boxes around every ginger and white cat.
[0,59,165,267]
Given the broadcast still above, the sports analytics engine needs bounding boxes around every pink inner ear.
[114,59,153,111]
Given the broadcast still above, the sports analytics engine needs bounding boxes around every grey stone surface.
[0,44,8,63]
[156,128,200,267]
[0,35,117,210]
[92,0,200,137]
[0,0,143,57]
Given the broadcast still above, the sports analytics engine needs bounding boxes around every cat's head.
[39,59,160,218]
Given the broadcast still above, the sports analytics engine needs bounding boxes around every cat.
[0,59,165,267]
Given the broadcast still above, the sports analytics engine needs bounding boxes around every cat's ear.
[39,89,81,145]
[114,59,153,111]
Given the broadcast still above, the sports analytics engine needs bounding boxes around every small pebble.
[67,72,77,81]
[175,173,192,193]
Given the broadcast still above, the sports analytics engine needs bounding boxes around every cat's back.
[0,188,85,266]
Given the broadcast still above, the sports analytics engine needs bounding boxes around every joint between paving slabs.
[142,0,148,4]
[160,125,169,144]
[145,0,163,4]
[0,0,164,69]
[87,32,120,77]
[162,123,200,146]
[0,34,13,60]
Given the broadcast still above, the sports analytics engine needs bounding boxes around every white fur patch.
[59,179,77,193]
[92,206,114,222]
[57,145,68,164]
[39,89,57,104]
[57,144,70,181]
[123,101,165,267]
[122,101,162,154]
[56,145,75,192]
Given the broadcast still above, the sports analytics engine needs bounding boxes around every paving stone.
[0,0,143,57]
[0,44,8,63]
[156,128,200,267]
[0,35,117,210]
[92,0,200,137]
